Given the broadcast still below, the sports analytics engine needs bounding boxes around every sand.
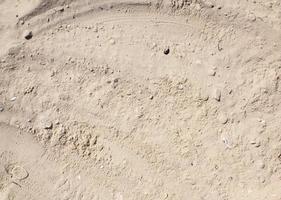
[0,0,281,199]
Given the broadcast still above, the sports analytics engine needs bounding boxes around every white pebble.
[23,30,33,40]
[11,165,29,180]
[10,97,17,101]
[109,39,115,45]
[207,68,216,76]
[212,88,221,101]
[43,121,53,129]
[218,113,228,124]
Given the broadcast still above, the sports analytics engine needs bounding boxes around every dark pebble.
[164,48,170,55]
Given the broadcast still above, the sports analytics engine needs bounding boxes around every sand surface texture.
[0,0,281,199]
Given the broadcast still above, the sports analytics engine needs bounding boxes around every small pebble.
[44,121,53,129]
[256,160,265,169]
[109,39,115,45]
[163,193,169,199]
[164,48,170,55]
[212,89,221,101]
[10,97,17,101]
[207,68,216,76]
[218,113,228,124]
[23,30,33,40]
[10,165,29,180]
[56,6,64,12]
[248,13,256,21]
[50,70,56,77]
[204,1,215,8]
[113,78,119,83]
[93,26,98,32]
[200,93,209,101]
[17,19,25,25]
[250,139,261,147]
[221,135,233,149]
[258,176,266,183]
[177,84,184,90]
[0,107,4,112]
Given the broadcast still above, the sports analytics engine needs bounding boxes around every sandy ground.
[0,0,281,199]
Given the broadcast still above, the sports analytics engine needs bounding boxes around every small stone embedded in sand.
[23,30,33,40]
[218,113,228,124]
[200,92,209,101]
[19,19,25,25]
[10,97,17,101]
[278,153,281,161]
[113,78,119,83]
[248,13,256,21]
[258,118,267,128]
[178,85,184,90]
[109,39,115,45]
[204,1,215,8]
[50,70,56,77]
[164,48,170,55]
[59,7,64,12]
[256,160,265,169]
[55,119,60,125]
[10,165,29,180]
[93,26,99,32]
[221,134,233,149]
[207,68,216,76]
[212,89,221,101]
[0,103,4,112]
[250,140,261,147]
[44,121,53,129]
